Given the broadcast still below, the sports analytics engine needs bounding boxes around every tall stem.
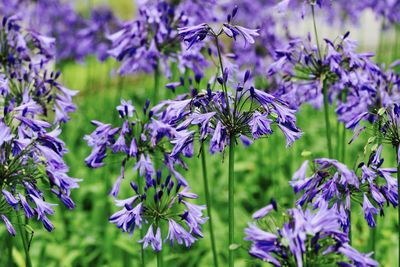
[370,219,376,259]
[397,145,399,266]
[137,172,145,267]
[311,5,322,60]
[153,62,160,106]
[156,250,163,267]
[322,77,333,158]
[6,232,13,266]
[201,145,219,267]
[341,123,346,162]
[214,36,231,115]
[228,134,235,267]
[348,211,352,245]
[16,214,31,267]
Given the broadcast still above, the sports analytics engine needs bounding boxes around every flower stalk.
[228,134,235,267]
[397,144,400,266]
[153,61,160,106]
[16,214,32,267]
[322,77,333,158]
[157,250,163,267]
[201,145,219,267]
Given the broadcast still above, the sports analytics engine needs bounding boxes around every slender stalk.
[137,172,145,267]
[321,77,333,158]
[153,62,160,106]
[16,214,31,267]
[228,134,235,267]
[214,37,230,114]
[348,211,352,246]
[397,145,400,266]
[156,250,163,267]
[6,233,13,266]
[311,5,322,60]
[311,5,333,158]
[341,123,346,162]
[341,91,347,162]
[201,145,219,267]
[336,120,341,159]
[370,218,376,259]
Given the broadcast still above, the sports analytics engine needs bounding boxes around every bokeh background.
[1,0,399,266]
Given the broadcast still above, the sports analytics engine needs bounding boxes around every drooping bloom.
[152,70,302,158]
[0,16,79,234]
[246,200,378,266]
[291,155,397,229]
[108,0,210,78]
[109,174,207,251]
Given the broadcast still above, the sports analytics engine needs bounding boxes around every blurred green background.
[1,1,399,266]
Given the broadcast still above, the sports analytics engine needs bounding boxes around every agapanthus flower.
[275,0,399,28]
[0,16,79,234]
[245,200,378,266]
[178,6,259,49]
[85,98,194,190]
[291,155,398,229]
[217,0,283,75]
[151,70,301,157]
[110,175,207,251]
[76,5,122,61]
[108,0,209,78]
[270,32,380,112]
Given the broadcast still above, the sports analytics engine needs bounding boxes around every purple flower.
[2,190,19,210]
[249,111,273,139]
[0,122,13,146]
[139,224,162,252]
[178,23,211,49]
[117,99,135,118]
[246,201,377,266]
[362,194,378,227]
[109,173,206,251]
[165,219,196,247]
[1,215,16,236]
[252,199,277,220]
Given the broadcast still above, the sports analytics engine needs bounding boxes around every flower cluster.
[0,0,121,63]
[0,16,79,235]
[110,173,207,251]
[291,156,398,229]
[278,0,400,28]
[85,99,207,250]
[245,200,378,266]
[152,71,301,158]
[108,0,210,78]
[269,32,380,111]
[178,6,259,49]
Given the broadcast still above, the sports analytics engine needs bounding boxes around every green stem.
[16,214,31,267]
[7,232,13,266]
[397,145,399,266]
[137,172,145,267]
[336,119,341,159]
[214,36,230,114]
[348,210,352,246]
[322,78,333,158]
[201,145,219,267]
[228,134,235,267]
[370,217,376,259]
[157,250,163,267]
[311,5,322,60]
[341,123,346,162]
[153,63,160,106]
